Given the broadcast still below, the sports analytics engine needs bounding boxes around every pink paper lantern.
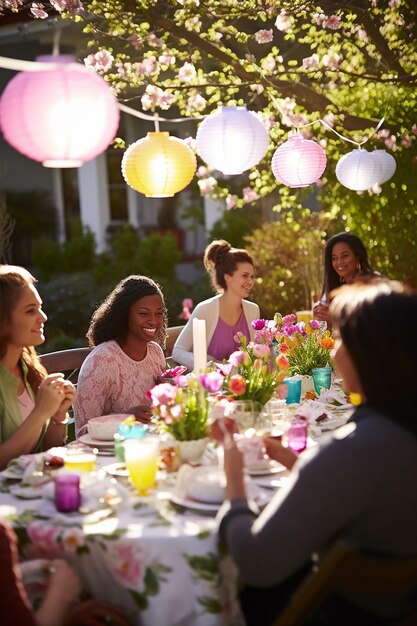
[271,135,327,187]
[0,55,120,167]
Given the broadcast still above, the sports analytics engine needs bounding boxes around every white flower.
[243,187,259,203]
[187,93,207,112]
[30,3,48,19]
[275,11,292,33]
[62,528,85,552]
[322,52,340,69]
[198,177,216,195]
[226,194,238,209]
[84,50,114,72]
[302,54,319,69]
[324,15,342,30]
[178,62,197,82]
[262,55,276,71]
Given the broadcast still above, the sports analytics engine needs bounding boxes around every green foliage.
[209,205,263,248]
[246,209,333,317]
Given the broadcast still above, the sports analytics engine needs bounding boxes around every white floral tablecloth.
[0,460,245,626]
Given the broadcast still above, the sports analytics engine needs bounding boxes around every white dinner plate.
[104,463,129,482]
[9,483,45,499]
[78,433,115,448]
[170,485,270,513]
[247,459,288,476]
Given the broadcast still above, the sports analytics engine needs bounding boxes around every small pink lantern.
[0,55,120,167]
[271,136,327,187]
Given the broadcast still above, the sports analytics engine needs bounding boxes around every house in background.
[0,14,219,282]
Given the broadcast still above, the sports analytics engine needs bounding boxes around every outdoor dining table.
[0,454,245,626]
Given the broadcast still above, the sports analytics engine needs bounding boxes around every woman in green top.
[0,265,75,470]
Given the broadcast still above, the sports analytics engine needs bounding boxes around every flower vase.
[175,437,209,464]
[300,375,315,398]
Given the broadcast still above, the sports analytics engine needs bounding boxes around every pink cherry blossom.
[255,29,273,44]
[242,187,259,203]
[226,194,238,209]
[324,15,342,30]
[313,12,327,26]
[159,54,176,66]
[128,34,143,49]
[84,50,114,72]
[198,177,216,195]
[187,93,207,111]
[302,54,319,69]
[30,3,48,19]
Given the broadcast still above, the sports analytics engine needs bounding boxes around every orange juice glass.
[63,446,97,473]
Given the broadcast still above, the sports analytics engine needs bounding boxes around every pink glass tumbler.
[287,418,308,453]
[54,474,81,512]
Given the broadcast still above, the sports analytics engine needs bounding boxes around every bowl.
[184,467,226,504]
[87,414,133,441]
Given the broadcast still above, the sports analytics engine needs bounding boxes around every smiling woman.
[172,240,260,370]
[74,275,167,438]
[0,265,74,470]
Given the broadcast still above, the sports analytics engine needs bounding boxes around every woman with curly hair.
[74,275,167,437]
[0,265,75,470]
[172,239,260,371]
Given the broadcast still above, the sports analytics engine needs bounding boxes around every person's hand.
[54,380,76,417]
[128,405,153,423]
[223,440,246,500]
[263,436,298,470]
[35,374,68,420]
[209,417,237,443]
[46,559,82,604]
[312,300,330,323]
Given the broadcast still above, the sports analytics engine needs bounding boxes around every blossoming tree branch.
[5,0,417,281]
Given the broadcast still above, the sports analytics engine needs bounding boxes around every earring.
[349,392,362,406]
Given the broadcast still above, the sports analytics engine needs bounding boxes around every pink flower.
[149,383,178,406]
[105,540,148,590]
[282,314,297,326]
[84,50,114,72]
[242,187,259,203]
[229,350,246,367]
[302,54,319,69]
[309,319,322,330]
[178,62,197,82]
[228,374,246,396]
[251,319,267,331]
[255,29,273,44]
[276,383,288,400]
[226,194,238,210]
[252,343,270,359]
[324,15,342,30]
[162,365,187,378]
[199,372,224,393]
[28,523,61,558]
[215,362,233,377]
[182,298,193,309]
[198,177,216,195]
[30,3,48,18]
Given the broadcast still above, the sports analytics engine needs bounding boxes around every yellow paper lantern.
[121,132,197,197]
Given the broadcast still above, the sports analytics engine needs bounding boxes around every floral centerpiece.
[149,371,223,442]
[274,313,335,376]
[217,328,290,406]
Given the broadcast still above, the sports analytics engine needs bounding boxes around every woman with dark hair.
[313,232,380,324]
[218,279,417,626]
[172,239,260,370]
[74,275,167,437]
[0,265,75,470]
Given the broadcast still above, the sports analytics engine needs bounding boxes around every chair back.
[165,325,184,358]
[272,540,417,626]
[40,347,91,382]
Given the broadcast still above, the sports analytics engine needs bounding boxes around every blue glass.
[284,377,302,404]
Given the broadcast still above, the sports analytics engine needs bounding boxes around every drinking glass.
[231,400,262,433]
[311,367,332,395]
[54,474,81,512]
[63,445,97,473]
[123,436,160,495]
[287,418,308,453]
[284,377,302,404]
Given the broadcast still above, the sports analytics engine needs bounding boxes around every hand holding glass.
[124,437,159,495]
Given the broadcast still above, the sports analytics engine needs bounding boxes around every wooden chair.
[272,540,417,626]
[40,347,92,382]
[164,325,184,361]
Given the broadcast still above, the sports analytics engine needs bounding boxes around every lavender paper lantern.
[371,150,396,184]
[0,55,120,167]
[271,136,327,187]
[335,149,381,191]
[196,106,269,175]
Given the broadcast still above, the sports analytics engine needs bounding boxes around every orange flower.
[276,353,290,370]
[321,337,335,350]
[278,343,290,353]
[228,374,246,396]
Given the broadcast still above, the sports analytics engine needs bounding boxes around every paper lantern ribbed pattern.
[0,55,120,168]
[371,149,396,184]
[122,132,197,197]
[335,149,383,191]
[271,136,327,187]
[196,106,269,175]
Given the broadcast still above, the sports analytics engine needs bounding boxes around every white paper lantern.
[336,149,382,191]
[371,150,396,184]
[271,135,327,187]
[196,106,269,175]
